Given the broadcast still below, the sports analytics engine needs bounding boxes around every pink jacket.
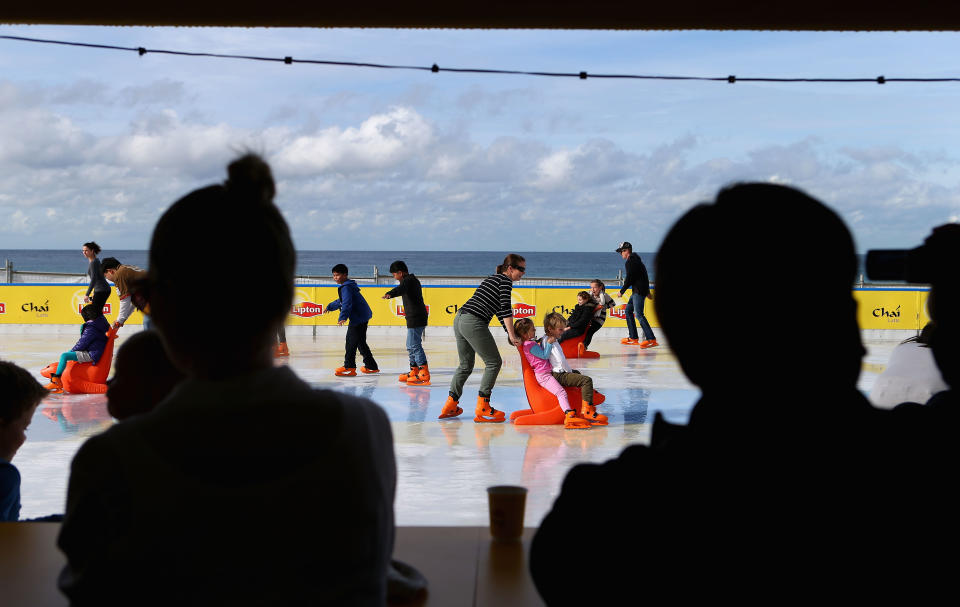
[522,339,554,377]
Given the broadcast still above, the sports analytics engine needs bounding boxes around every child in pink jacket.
[514,318,591,430]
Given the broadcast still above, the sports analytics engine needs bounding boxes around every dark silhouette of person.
[892,224,960,418]
[530,183,888,604]
[887,224,960,567]
[58,155,396,605]
[105,330,186,421]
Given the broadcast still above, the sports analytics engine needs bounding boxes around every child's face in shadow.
[0,405,38,462]
[578,295,590,306]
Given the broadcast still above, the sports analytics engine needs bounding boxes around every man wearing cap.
[616,242,658,347]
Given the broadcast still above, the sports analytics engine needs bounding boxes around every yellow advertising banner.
[282,285,659,328]
[854,288,929,330]
[0,284,927,331]
[0,285,144,325]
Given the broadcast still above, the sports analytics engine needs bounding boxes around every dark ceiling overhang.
[1,1,959,31]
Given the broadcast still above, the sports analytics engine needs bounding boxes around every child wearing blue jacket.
[326,264,379,377]
[1,361,48,521]
[45,304,111,394]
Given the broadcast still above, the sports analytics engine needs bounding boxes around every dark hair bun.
[226,154,276,205]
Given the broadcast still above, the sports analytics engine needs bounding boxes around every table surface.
[0,524,544,607]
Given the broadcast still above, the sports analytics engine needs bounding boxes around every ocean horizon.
[1,249,653,281]
[1,249,876,283]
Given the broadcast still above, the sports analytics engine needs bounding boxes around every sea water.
[0,249,655,281]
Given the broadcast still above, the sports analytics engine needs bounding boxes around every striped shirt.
[461,273,513,325]
[592,292,616,325]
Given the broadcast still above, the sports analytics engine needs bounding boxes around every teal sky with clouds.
[1,26,959,252]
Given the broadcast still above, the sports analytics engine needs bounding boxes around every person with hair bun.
[439,254,524,423]
[58,154,396,605]
[81,241,110,319]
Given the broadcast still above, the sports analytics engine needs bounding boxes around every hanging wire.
[3,33,960,84]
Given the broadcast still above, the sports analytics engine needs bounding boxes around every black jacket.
[620,252,651,298]
[385,274,428,328]
[566,303,593,333]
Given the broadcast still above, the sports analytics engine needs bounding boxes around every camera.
[865,246,932,283]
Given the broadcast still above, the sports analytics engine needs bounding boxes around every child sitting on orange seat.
[515,318,592,430]
[543,312,608,425]
[44,305,111,394]
[558,291,594,344]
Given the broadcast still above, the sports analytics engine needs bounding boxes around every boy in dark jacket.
[382,260,430,385]
[45,305,111,394]
[559,291,594,343]
[326,264,379,377]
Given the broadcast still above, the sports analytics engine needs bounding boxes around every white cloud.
[274,107,434,176]
[534,150,574,188]
[7,210,29,232]
[101,211,127,224]
[1,62,960,251]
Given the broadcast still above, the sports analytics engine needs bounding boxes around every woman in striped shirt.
[439,254,525,422]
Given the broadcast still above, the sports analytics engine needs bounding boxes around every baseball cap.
[615,241,632,252]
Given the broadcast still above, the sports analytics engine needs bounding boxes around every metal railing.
[1,259,917,289]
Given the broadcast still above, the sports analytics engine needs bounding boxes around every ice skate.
[439,396,463,419]
[474,396,506,423]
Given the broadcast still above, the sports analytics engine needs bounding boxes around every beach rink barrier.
[0,283,929,333]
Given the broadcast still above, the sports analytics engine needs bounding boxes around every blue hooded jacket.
[327,279,373,325]
[72,316,111,364]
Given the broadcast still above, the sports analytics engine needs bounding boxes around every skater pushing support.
[439,254,525,423]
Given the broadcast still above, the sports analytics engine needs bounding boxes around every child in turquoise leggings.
[45,305,110,394]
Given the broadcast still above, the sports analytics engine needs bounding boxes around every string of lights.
[3,33,960,84]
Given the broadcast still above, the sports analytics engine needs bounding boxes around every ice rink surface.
[2,330,898,525]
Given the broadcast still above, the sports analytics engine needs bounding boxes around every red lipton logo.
[0,303,5,314]
[395,304,430,318]
[77,303,111,314]
[610,304,627,319]
[512,303,536,319]
[292,302,324,317]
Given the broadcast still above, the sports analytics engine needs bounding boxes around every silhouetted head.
[147,154,295,378]
[656,183,863,393]
[107,330,186,420]
[0,361,46,461]
[389,260,408,274]
[0,360,46,425]
[919,224,960,388]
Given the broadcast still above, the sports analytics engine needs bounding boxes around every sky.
[0,26,959,252]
